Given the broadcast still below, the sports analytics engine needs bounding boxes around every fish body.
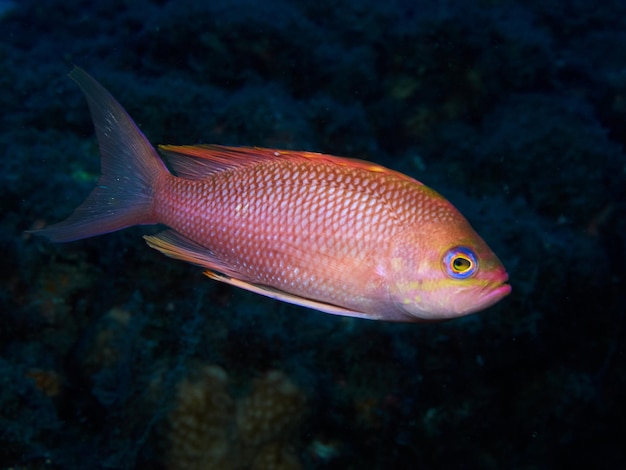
[33,68,510,322]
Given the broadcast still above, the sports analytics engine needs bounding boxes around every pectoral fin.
[144,231,243,279]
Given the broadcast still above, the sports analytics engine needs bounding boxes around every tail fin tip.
[31,68,169,242]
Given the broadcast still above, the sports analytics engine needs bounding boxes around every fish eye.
[443,247,478,279]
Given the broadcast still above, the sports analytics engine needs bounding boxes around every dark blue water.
[1,0,624,468]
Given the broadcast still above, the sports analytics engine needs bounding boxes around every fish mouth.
[492,282,512,298]
[449,278,511,317]
[480,278,511,307]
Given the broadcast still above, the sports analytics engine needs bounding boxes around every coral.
[237,371,306,447]
[32,256,96,325]
[251,441,303,470]
[25,368,62,398]
[167,365,236,470]
[165,367,306,470]
[82,307,133,372]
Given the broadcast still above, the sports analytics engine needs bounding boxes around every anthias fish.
[32,68,510,322]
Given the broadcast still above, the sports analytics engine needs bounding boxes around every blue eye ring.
[443,247,478,279]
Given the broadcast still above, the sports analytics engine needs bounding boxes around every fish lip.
[494,282,512,297]
[476,269,511,307]
[482,281,512,305]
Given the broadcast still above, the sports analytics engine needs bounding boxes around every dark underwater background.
[1,0,625,468]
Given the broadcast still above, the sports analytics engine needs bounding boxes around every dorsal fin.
[158,145,282,179]
[157,144,420,183]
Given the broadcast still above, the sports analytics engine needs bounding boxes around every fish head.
[387,218,510,321]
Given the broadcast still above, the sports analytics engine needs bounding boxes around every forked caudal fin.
[31,67,168,242]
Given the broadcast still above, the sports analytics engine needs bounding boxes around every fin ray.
[204,271,376,319]
[31,67,167,242]
[158,145,421,185]
[143,230,244,280]
[144,230,381,320]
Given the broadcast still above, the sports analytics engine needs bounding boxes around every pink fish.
[32,68,510,322]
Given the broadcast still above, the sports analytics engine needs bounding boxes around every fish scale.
[155,160,402,309]
[31,68,510,322]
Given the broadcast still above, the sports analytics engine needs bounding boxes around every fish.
[31,67,510,322]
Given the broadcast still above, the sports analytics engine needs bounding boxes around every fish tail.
[31,67,169,242]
